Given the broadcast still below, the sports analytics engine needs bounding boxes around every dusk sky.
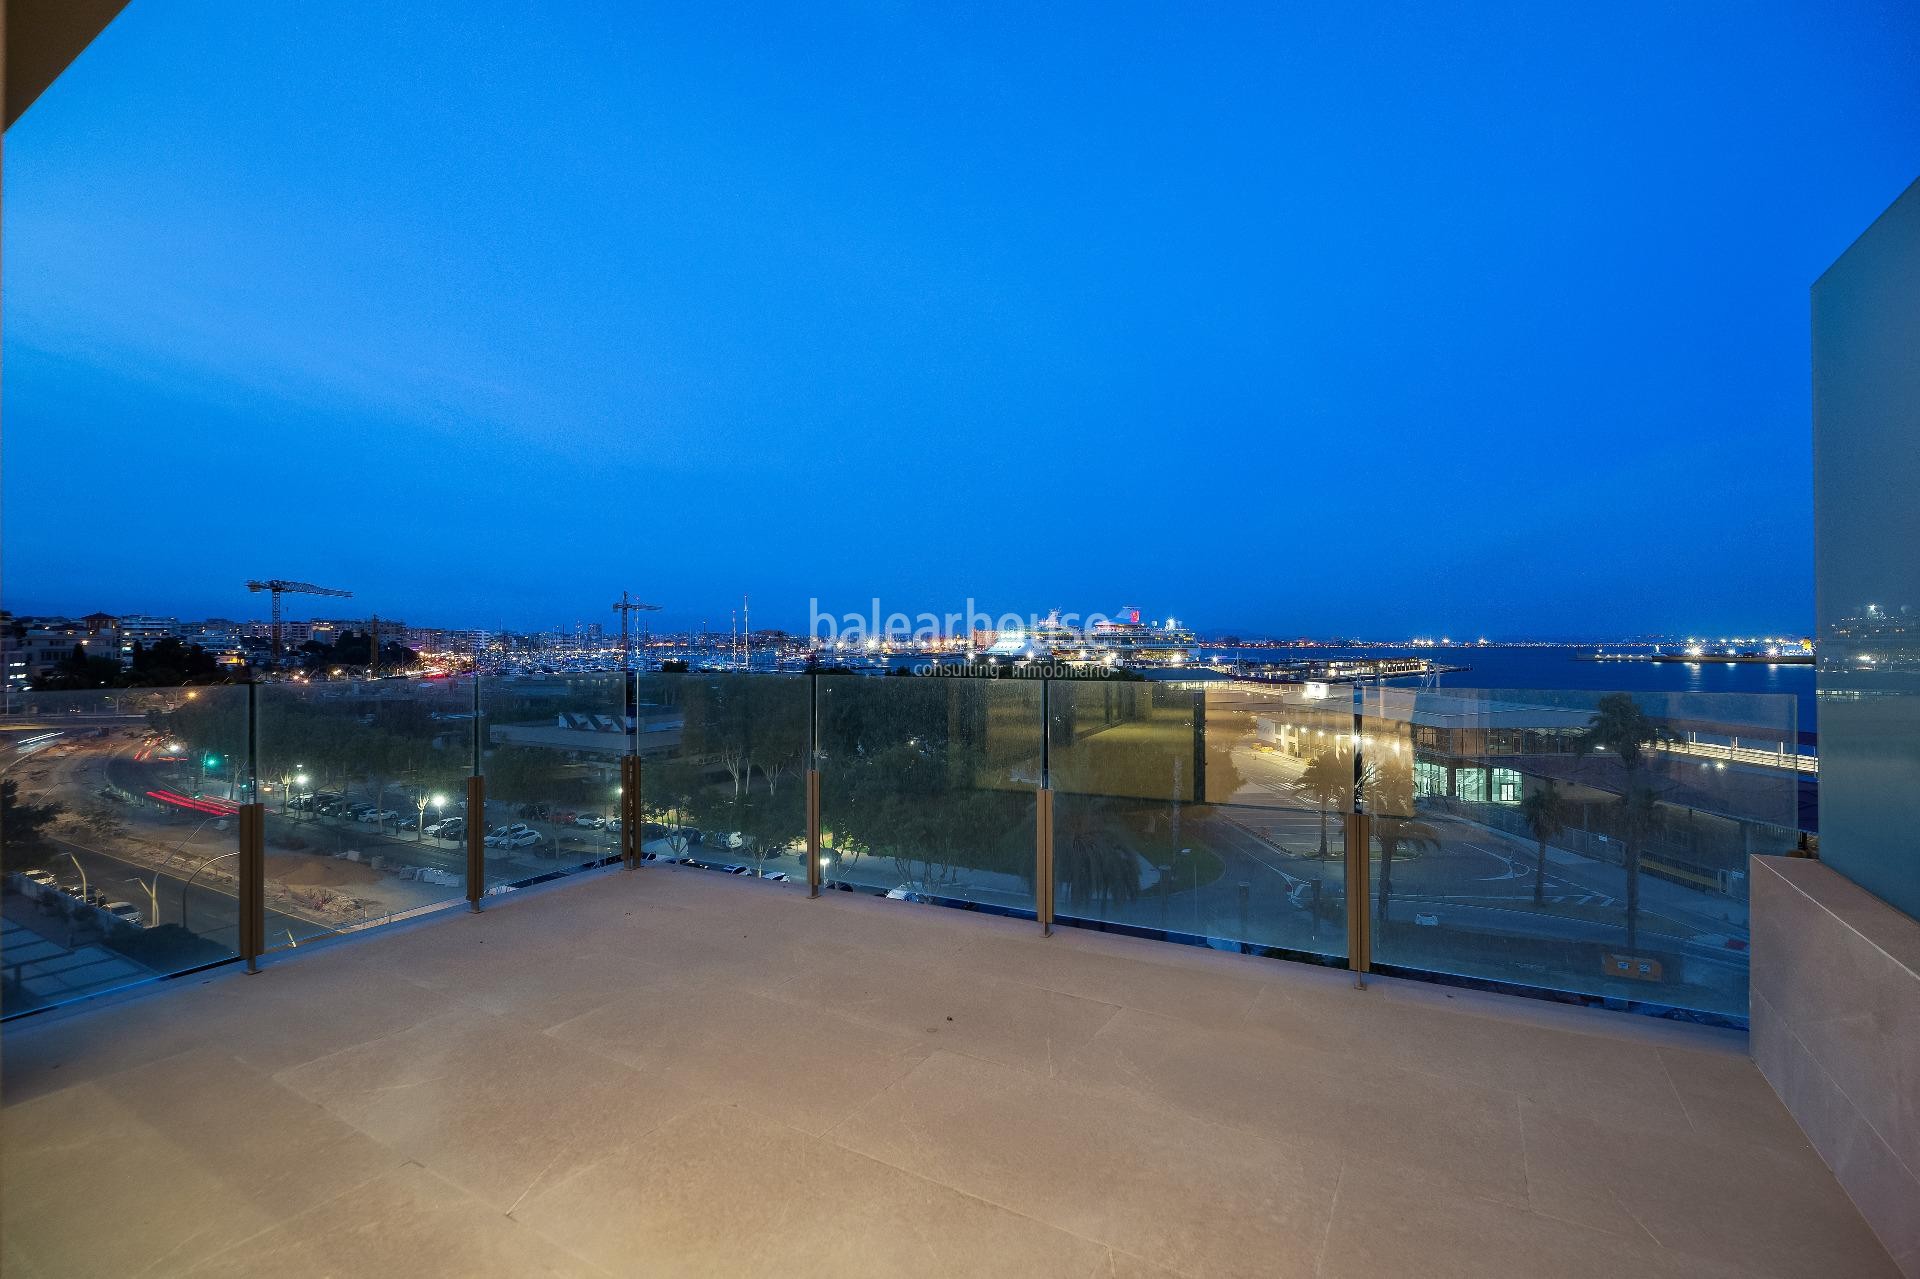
[4,2,1917,638]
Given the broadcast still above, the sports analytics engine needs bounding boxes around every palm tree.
[1362,754,1439,924]
[1297,752,1348,859]
[1519,779,1571,905]
[1576,693,1667,952]
[1055,797,1141,912]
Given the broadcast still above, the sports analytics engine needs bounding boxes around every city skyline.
[5,3,1919,636]
[1,595,1815,649]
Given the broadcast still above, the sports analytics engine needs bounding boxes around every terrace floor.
[0,868,1897,1278]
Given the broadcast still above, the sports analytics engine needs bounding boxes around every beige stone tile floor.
[0,866,1900,1278]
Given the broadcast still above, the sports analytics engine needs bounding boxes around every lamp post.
[63,852,90,902]
[181,850,238,929]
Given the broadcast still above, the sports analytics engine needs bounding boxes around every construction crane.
[611,592,663,671]
[245,579,352,667]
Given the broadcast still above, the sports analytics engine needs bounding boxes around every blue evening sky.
[4,2,1917,638]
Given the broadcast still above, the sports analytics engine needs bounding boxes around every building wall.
[1813,176,1920,918]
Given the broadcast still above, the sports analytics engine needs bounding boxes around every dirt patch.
[263,849,387,888]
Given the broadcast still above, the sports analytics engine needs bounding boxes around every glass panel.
[1361,686,1801,1018]
[479,673,627,888]
[817,674,1041,911]
[256,677,474,947]
[637,673,811,885]
[3,687,241,1015]
[1047,678,1350,956]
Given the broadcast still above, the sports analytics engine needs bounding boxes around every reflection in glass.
[1048,679,1349,958]
[2,687,243,1015]
[817,676,1040,910]
[1361,687,1798,1017]
[255,678,475,947]
[480,673,628,886]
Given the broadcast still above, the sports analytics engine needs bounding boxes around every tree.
[1,780,64,870]
[645,754,708,859]
[1363,749,1438,924]
[1576,693,1668,952]
[1297,752,1349,859]
[1519,779,1571,906]
[1055,797,1140,911]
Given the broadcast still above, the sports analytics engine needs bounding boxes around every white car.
[102,901,143,927]
[501,830,541,849]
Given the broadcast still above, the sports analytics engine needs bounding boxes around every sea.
[878,644,1817,737]
[1196,645,1818,738]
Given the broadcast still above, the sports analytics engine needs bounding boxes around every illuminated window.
[1457,768,1489,803]
[1415,759,1449,798]
[1493,768,1522,804]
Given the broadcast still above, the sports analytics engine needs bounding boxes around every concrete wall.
[1752,857,1920,1274]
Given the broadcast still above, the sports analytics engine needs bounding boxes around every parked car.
[22,869,56,889]
[573,813,605,829]
[102,901,143,927]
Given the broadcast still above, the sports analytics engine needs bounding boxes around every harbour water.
[1194,645,1818,736]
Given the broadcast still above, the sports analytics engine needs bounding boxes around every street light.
[63,853,90,902]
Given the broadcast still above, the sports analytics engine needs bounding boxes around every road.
[42,835,309,954]
[12,729,554,939]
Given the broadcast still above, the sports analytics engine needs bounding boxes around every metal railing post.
[805,770,822,897]
[1037,677,1054,935]
[238,801,265,972]
[621,755,642,869]
[806,670,822,898]
[466,775,486,911]
[1037,786,1055,935]
[1346,695,1371,987]
[239,680,265,971]
[1344,810,1371,987]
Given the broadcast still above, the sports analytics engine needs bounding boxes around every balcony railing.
[1,674,1801,1022]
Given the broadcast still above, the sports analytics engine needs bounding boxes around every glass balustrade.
[3,674,1804,1024]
